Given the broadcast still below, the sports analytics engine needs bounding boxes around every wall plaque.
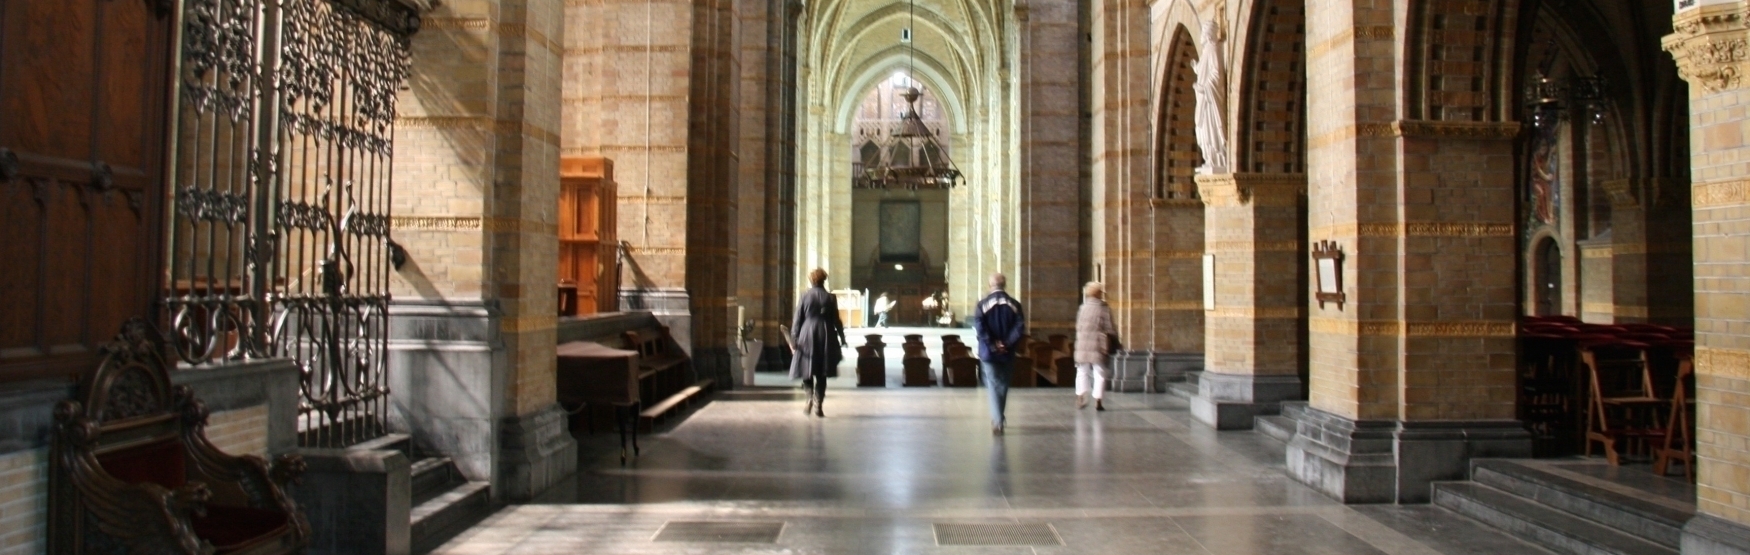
[1313,240,1346,310]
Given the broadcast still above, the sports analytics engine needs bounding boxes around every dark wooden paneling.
[0,0,172,382]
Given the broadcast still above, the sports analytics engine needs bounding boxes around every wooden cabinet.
[559,157,619,316]
[0,0,174,380]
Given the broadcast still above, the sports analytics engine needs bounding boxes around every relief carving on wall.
[1664,3,1748,92]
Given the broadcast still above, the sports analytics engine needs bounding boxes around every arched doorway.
[1534,237,1562,317]
[849,73,952,325]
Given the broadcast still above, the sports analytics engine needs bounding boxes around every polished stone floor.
[432,387,1553,554]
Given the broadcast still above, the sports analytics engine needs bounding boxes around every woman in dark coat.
[790,268,847,417]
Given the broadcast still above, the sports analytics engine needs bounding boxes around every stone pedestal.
[1286,407,1531,504]
[499,404,578,500]
[1112,351,1201,392]
[296,449,412,555]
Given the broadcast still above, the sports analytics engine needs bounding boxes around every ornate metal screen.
[165,0,417,448]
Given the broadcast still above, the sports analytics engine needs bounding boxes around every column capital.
[1193,173,1305,207]
[1663,2,1749,92]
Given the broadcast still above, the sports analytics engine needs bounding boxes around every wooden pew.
[622,325,714,431]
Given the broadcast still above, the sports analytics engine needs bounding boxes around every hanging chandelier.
[852,0,961,190]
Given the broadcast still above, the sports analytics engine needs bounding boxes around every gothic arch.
[1404,0,1519,122]
[1234,0,1306,174]
[1153,25,1200,199]
[833,49,970,134]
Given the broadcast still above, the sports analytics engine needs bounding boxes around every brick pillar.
[1139,199,1205,383]
[1602,178,1695,326]
[1663,3,1750,552]
[390,0,576,501]
[1191,173,1303,429]
[1017,0,1087,339]
[1089,0,1164,390]
[1287,0,1529,504]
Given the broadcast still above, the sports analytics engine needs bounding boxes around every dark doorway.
[1534,238,1562,316]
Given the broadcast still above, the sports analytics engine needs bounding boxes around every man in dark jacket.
[974,273,1024,435]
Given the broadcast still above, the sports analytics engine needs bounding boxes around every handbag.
[1106,333,1123,353]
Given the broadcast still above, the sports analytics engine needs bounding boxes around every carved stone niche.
[48,318,309,555]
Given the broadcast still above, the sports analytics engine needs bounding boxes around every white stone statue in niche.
[1192,20,1231,175]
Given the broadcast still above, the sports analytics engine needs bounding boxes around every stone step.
[1278,400,1308,421]
[1470,460,1692,548]
[1255,415,1295,443]
[410,456,465,507]
[1433,481,1676,555]
[1166,380,1198,400]
[346,432,412,455]
[411,481,493,555]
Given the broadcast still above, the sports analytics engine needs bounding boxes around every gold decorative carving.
[1403,321,1517,337]
[1204,240,1300,253]
[1601,178,1641,208]
[1694,179,1750,208]
[1151,198,1205,208]
[1307,319,1515,336]
[1209,307,1302,319]
[392,216,482,230]
[1664,4,1748,92]
[390,216,556,234]
[1196,174,1305,207]
[1392,120,1521,140]
[1581,246,1613,259]
[1697,346,1750,381]
[1312,222,1514,238]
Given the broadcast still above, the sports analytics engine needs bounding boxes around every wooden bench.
[621,325,712,431]
[945,357,980,387]
[856,343,886,387]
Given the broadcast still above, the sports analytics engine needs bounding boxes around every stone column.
[1017,0,1087,338]
[1191,173,1303,429]
[685,0,742,386]
[1663,3,1750,552]
[391,0,576,501]
[1136,198,1205,385]
[1288,0,1529,504]
[1602,177,1695,326]
[1089,0,1162,389]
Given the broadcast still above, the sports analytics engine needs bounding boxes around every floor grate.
[652,521,785,543]
[933,523,1063,546]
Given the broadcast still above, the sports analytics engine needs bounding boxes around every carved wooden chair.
[49,320,308,554]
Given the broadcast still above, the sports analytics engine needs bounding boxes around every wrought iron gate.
[164,0,417,448]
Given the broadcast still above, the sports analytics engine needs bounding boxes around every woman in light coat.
[790,268,847,417]
[1073,281,1119,411]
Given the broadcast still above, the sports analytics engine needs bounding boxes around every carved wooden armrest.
[174,389,312,540]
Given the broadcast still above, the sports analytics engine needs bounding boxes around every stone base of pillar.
[1286,407,1532,503]
[296,449,412,555]
[387,301,498,485]
[1188,372,1302,430]
[1684,514,1750,555]
[498,404,578,501]
[1111,351,1203,392]
[694,346,738,390]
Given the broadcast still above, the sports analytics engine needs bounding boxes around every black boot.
[804,386,816,415]
[813,388,825,417]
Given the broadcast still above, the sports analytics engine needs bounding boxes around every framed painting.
[879,201,921,262]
